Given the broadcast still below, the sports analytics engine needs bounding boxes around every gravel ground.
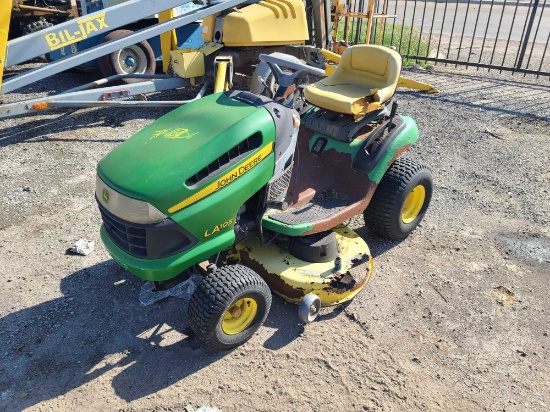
[0,67,549,411]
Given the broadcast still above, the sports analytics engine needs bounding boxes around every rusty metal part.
[11,0,76,18]
[229,305,242,317]
[325,253,370,295]
[278,129,413,235]
[283,128,378,234]
[235,226,373,305]
[239,247,306,300]
[392,144,412,160]
[15,4,70,15]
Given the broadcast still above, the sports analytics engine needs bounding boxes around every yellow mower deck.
[233,226,373,306]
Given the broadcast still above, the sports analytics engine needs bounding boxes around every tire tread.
[188,265,271,350]
[364,158,432,240]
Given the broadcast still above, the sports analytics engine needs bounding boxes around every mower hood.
[97,92,276,214]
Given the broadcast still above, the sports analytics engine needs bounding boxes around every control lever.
[387,101,398,130]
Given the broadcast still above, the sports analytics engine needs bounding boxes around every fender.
[352,115,408,175]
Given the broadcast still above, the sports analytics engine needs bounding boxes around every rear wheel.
[188,264,272,350]
[364,158,433,240]
[98,30,156,83]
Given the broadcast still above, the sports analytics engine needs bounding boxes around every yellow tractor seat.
[304,45,402,118]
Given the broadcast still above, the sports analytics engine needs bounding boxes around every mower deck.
[234,225,373,305]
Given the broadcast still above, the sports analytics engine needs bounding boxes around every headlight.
[95,175,167,224]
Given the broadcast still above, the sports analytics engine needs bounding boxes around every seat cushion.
[304,45,402,116]
[303,79,378,115]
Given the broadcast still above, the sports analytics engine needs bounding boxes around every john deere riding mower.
[95,45,433,349]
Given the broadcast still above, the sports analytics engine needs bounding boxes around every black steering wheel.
[257,53,325,111]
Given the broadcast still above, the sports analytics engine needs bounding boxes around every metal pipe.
[6,0,199,67]
[477,0,496,70]
[0,0,10,92]
[455,0,473,65]
[500,0,523,72]
[536,25,550,78]
[365,0,375,44]
[466,0,485,66]
[321,48,341,63]
[389,0,399,46]
[524,0,547,75]
[15,4,70,14]
[406,0,418,57]
[62,74,175,94]
[0,77,187,118]
[445,0,460,66]
[488,0,509,72]
[401,54,550,77]
[398,0,411,52]
[48,101,192,107]
[516,0,541,71]
[426,0,439,60]
[415,0,428,58]
[214,62,228,93]
[47,78,210,108]
[436,0,450,65]
[514,0,535,68]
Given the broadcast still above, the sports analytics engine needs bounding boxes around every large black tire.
[98,30,156,83]
[22,17,54,35]
[364,158,433,240]
[22,18,54,61]
[188,264,272,350]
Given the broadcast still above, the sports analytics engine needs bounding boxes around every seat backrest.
[338,45,402,91]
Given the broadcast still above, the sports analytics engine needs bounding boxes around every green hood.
[97,92,276,214]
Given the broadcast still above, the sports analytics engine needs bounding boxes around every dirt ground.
[1,68,549,411]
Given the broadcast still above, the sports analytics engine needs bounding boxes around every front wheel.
[364,158,433,240]
[188,264,272,350]
[298,293,321,323]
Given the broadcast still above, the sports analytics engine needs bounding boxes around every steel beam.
[0,77,187,118]
[2,0,247,93]
[5,0,196,67]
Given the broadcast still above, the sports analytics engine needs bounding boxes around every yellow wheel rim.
[401,185,426,224]
[221,298,258,335]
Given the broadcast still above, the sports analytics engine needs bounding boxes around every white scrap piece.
[69,239,95,256]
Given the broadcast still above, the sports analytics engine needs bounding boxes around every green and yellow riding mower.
[95,44,433,349]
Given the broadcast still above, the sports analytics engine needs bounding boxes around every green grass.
[336,22,431,67]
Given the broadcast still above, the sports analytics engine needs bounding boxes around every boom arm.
[1,0,249,94]
[6,0,196,67]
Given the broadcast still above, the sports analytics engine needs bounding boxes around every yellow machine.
[165,0,437,98]
[164,0,320,94]
[0,0,437,117]
[202,0,308,46]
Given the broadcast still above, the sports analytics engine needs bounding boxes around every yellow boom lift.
[0,0,436,119]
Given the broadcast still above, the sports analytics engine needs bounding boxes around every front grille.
[98,201,197,259]
[268,163,293,201]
